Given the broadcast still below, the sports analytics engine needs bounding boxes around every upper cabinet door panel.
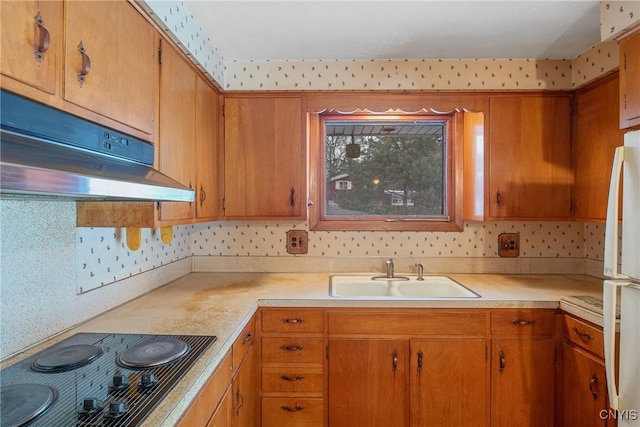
[488,96,572,220]
[224,97,305,219]
[1,0,62,94]
[64,1,156,135]
[620,31,640,129]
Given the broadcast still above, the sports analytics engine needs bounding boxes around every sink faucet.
[415,263,424,281]
[385,259,394,278]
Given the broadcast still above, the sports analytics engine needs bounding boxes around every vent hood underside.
[1,130,195,202]
[0,91,195,202]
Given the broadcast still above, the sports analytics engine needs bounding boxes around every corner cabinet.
[574,75,624,221]
[488,95,572,220]
[224,96,306,219]
[619,29,640,129]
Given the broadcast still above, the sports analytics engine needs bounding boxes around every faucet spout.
[415,263,424,281]
[385,259,394,278]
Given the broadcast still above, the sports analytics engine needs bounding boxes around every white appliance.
[604,129,640,427]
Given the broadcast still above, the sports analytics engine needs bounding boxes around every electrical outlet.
[286,230,308,254]
[498,233,520,257]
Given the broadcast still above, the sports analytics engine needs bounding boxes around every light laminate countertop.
[5,272,607,426]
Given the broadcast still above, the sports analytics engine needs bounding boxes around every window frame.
[309,111,464,232]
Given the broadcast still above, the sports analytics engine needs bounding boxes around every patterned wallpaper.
[144,1,625,91]
[141,0,225,87]
[600,1,640,41]
[191,220,588,259]
[76,225,191,293]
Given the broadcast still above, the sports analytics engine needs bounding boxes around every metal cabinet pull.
[512,318,536,326]
[199,185,207,206]
[280,374,305,382]
[242,333,252,344]
[572,326,594,341]
[281,405,304,412]
[417,350,423,373]
[290,187,296,208]
[280,344,304,352]
[589,374,599,400]
[392,350,398,373]
[77,41,91,86]
[34,12,50,63]
[496,191,502,206]
[282,318,303,324]
[498,349,506,373]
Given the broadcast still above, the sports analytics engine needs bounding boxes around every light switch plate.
[286,230,308,254]
[498,233,520,257]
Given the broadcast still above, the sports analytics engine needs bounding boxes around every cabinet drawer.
[233,315,256,370]
[262,310,324,333]
[262,397,324,427]
[328,312,486,336]
[262,337,324,364]
[262,367,324,394]
[562,315,604,359]
[490,310,555,336]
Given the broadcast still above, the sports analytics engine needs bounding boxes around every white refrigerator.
[603,129,640,426]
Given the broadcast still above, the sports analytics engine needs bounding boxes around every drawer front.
[262,367,324,394]
[328,312,486,336]
[562,315,604,359]
[233,315,256,370]
[262,397,324,427]
[262,337,324,364]
[262,309,324,333]
[490,310,556,336]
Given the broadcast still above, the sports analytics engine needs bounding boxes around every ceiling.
[184,1,601,62]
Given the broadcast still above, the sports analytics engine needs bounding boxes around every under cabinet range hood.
[0,90,195,202]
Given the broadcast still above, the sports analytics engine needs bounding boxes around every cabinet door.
[64,1,156,135]
[224,97,305,219]
[207,386,233,427]
[410,338,488,427]
[195,77,222,221]
[157,40,196,223]
[620,31,640,129]
[574,77,624,221]
[491,338,555,427]
[233,344,257,427]
[1,0,61,95]
[328,339,407,427]
[560,342,609,427]
[489,96,572,219]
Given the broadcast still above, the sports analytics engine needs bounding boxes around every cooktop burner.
[0,333,216,427]
[32,344,104,373]
[116,338,189,369]
[1,384,57,427]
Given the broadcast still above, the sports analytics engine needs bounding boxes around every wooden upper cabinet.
[574,76,624,221]
[64,0,156,135]
[224,96,305,219]
[157,40,196,223]
[1,0,62,95]
[620,30,640,129]
[195,77,222,221]
[488,95,572,219]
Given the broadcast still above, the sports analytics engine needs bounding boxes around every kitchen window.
[309,112,463,231]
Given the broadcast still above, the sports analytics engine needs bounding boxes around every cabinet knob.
[392,349,398,373]
[280,344,304,352]
[511,318,536,326]
[280,405,304,412]
[498,349,506,373]
[572,326,594,341]
[589,374,599,400]
[280,374,305,382]
[281,317,303,324]
[290,187,296,208]
[417,350,423,373]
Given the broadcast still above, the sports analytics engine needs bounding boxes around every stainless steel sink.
[329,275,480,299]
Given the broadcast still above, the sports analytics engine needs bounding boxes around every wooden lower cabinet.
[207,386,233,427]
[233,342,257,427]
[410,339,488,427]
[328,338,408,427]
